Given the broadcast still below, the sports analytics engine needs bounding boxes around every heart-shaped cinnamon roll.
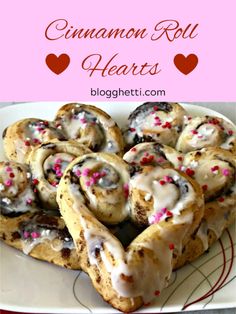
[57,152,204,312]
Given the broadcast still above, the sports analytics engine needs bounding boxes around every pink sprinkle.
[131,147,137,152]
[80,118,87,124]
[149,212,163,224]
[144,152,149,157]
[51,182,58,187]
[23,231,30,239]
[85,181,91,187]
[56,171,63,178]
[157,157,165,163]
[222,169,230,176]
[130,128,136,132]
[154,116,160,121]
[31,232,40,239]
[4,179,12,187]
[90,177,96,185]
[6,166,12,172]
[161,207,167,214]
[197,135,203,139]
[164,176,173,183]
[75,169,81,177]
[92,172,101,179]
[55,158,62,164]
[228,130,233,136]
[26,198,33,205]
[154,122,162,126]
[82,168,90,176]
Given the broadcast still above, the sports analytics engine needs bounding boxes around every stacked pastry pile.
[0,102,235,313]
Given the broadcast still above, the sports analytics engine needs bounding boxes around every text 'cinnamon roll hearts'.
[57,152,204,312]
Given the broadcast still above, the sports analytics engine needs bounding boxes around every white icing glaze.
[22,229,74,255]
[130,167,196,222]
[77,205,193,302]
[196,220,209,251]
[70,155,130,224]
[66,161,198,303]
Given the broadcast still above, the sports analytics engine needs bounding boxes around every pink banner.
[0,0,235,100]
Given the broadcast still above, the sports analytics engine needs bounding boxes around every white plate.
[0,102,235,313]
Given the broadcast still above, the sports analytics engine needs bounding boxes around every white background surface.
[0,102,235,314]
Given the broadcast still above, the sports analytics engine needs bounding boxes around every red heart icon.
[45,53,70,75]
[174,54,198,75]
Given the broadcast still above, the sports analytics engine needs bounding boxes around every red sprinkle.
[186,168,195,176]
[155,290,160,296]
[131,147,137,152]
[218,197,224,202]
[202,185,208,191]
[208,118,220,125]
[166,210,173,217]
[32,179,39,185]
[141,155,154,165]
[33,138,40,144]
[9,173,15,178]
[153,105,159,111]
[162,122,172,129]
[177,156,183,161]
[169,243,175,250]
[159,180,166,186]
[228,130,233,136]
[191,130,198,135]
[24,140,31,147]
[211,165,219,172]
[129,128,136,132]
